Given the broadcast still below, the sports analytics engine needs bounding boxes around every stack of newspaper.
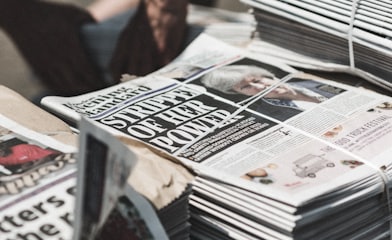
[0,86,193,239]
[190,168,391,239]
[0,86,78,240]
[240,0,392,91]
[40,34,392,239]
[73,118,192,240]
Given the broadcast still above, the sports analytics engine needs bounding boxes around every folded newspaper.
[73,118,169,240]
[0,86,77,240]
[41,34,392,239]
[241,0,392,92]
[0,86,194,239]
[74,119,194,240]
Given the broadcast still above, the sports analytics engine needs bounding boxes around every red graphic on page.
[0,140,60,180]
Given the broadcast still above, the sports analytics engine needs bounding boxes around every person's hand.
[0,0,107,96]
[109,0,188,81]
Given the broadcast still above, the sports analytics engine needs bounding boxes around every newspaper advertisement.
[0,114,77,240]
[73,118,168,240]
[40,34,392,206]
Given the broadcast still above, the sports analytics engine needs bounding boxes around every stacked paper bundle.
[190,162,392,239]
[241,0,392,91]
[74,119,194,240]
[157,186,193,240]
[39,33,392,240]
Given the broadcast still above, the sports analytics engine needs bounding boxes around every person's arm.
[0,0,107,95]
[87,0,140,22]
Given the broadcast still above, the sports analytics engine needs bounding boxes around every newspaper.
[0,86,174,239]
[241,0,392,91]
[0,85,77,146]
[73,118,168,240]
[0,114,77,240]
[41,34,392,207]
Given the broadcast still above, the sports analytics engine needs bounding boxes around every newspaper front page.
[0,114,77,240]
[41,34,392,207]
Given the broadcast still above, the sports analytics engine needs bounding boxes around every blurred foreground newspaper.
[0,86,78,240]
[0,115,77,240]
[41,33,392,206]
[0,86,193,239]
[73,118,168,240]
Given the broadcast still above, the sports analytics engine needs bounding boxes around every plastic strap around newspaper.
[348,0,359,70]
[175,73,392,238]
[378,167,392,240]
[348,3,392,232]
[300,125,392,239]
[359,161,391,239]
[348,2,392,234]
[239,71,392,225]
[308,135,392,239]
[172,73,295,155]
[361,162,392,239]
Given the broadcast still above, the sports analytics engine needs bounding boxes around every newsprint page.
[0,114,76,240]
[42,34,392,209]
[74,118,168,240]
[0,112,168,239]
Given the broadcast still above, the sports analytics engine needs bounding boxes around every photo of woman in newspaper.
[200,64,344,121]
[0,139,60,181]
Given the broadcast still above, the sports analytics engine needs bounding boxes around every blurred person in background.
[0,0,189,96]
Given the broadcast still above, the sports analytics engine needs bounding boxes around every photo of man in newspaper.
[199,64,345,121]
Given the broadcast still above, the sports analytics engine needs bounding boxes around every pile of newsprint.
[0,85,193,239]
[242,0,392,92]
[37,33,392,239]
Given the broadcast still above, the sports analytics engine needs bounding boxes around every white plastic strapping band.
[348,0,359,70]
